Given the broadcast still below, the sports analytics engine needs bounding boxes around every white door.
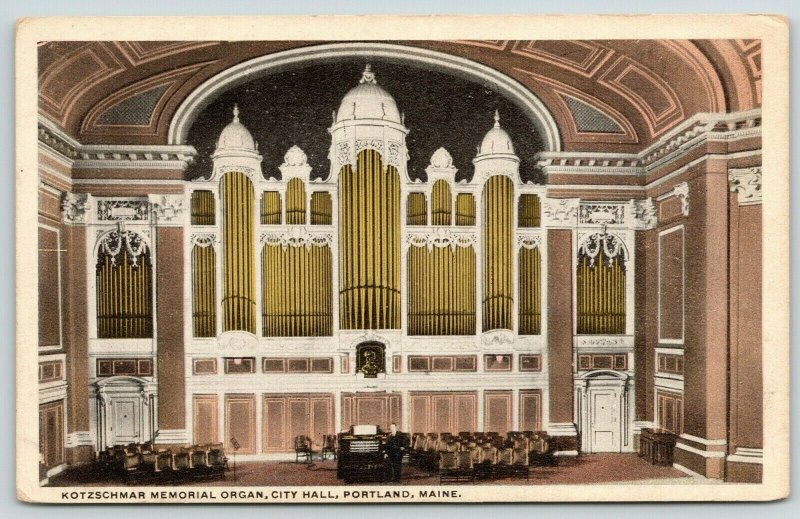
[590,391,620,452]
[111,400,139,445]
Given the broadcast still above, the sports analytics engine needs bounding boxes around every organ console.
[336,425,392,483]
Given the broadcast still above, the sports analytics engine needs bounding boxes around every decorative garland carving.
[579,203,625,225]
[61,193,89,224]
[150,195,185,224]
[543,198,579,226]
[658,181,690,216]
[482,330,515,346]
[406,228,477,251]
[260,228,334,250]
[728,167,762,205]
[190,233,218,248]
[96,199,150,222]
[577,232,627,267]
[631,198,658,229]
[97,224,149,267]
[517,234,542,250]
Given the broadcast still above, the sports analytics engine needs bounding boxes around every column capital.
[728,167,762,205]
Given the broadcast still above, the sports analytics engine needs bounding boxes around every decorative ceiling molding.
[515,69,638,145]
[81,61,216,137]
[510,40,615,79]
[538,108,761,178]
[113,41,221,66]
[597,55,685,138]
[39,115,198,170]
[38,43,126,126]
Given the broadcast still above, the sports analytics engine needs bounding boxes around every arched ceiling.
[37,39,761,153]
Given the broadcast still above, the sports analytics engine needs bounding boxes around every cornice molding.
[38,115,198,171]
[538,109,761,180]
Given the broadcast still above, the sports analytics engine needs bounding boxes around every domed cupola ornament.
[472,109,521,184]
[360,63,377,84]
[210,103,263,183]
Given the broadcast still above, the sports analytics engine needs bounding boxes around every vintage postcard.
[16,15,789,503]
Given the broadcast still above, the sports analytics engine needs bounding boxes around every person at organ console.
[385,423,408,482]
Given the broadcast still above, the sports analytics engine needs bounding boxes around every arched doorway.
[575,370,632,453]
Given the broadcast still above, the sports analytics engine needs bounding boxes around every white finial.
[360,64,377,84]
[233,104,240,122]
[494,109,500,127]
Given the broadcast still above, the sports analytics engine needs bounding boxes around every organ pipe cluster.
[407,245,476,335]
[262,244,333,336]
[576,248,626,334]
[482,175,514,332]
[221,171,256,334]
[192,244,217,337]
[96,249,153,338]
[338,149,401,330]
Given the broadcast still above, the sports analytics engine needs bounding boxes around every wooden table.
[639,428,677,466]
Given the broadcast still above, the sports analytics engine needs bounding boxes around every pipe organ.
[455,193,475,226]
[192,243,217,338]
[577,246,626,335]
[407,245,476,335]
[518,245,542,335]
[286,177,306,225]
[482,175,514,331]
[406,193,427,226]
[221,171,256,334]
[96,232,152,339]
[338,149,401,330]
[261,191,281,225]
[261,243,333,337]
[191,190,215,225]
[310,192,332,225]
[431,179,452,226]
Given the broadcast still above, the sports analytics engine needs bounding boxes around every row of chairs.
[409,431,553,483]
[96,442,228,483]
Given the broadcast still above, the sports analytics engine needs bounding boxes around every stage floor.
[47,453,700,487]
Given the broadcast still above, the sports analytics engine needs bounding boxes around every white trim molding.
[728,167,762,205]
[656,181,690,216]
[727,447,764,464]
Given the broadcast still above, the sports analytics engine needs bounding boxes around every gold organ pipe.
[261,244,333,337]
[286,178,307,225]
[518,194,541,228]
[191,190,215,225]
[96,246,152,338]
[407,245,476,335]
[431,180,452,226]
[261,192,282,225]
[455,194,475,226]
[339,150,400,330]
[482,175,513,331]
[221,171,255,333]
[310,192,333,225]
[518,246,541,335]
[192,245,216,337]
[576,249,626,334]
[407,193,427,226]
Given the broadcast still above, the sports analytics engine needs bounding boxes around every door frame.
[93,376,157,450]
[575,370,632,453]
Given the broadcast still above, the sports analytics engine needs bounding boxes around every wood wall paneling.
[193,395,218,445]
[225,394,256,454]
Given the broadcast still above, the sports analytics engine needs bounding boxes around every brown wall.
[263,394,334,451]
[156,226,186,431]
[682,169,729,443]
[547,229,574,424]
[64,224,91,461]
[409,392,477,435]
[728,199,763,451]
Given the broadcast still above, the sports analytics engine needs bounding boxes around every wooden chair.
[320,434,337,461]
[294,435,313,464]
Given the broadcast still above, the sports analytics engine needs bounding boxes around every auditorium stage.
[48,453,695,487]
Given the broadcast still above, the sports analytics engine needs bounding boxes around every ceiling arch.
[37,39,761,153]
